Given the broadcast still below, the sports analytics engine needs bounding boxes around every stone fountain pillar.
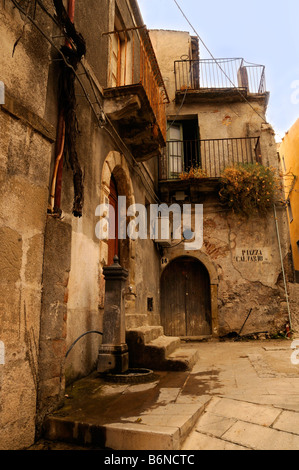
[97,256,129,374]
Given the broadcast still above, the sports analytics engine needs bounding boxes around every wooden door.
[108,176,118,266]
[161,257,212,337]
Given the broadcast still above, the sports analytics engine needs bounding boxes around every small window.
[147,298,154,312]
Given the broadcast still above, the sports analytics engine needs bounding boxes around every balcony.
[159,136,262,182]
[103,27,169,162]
[174,58,267,104]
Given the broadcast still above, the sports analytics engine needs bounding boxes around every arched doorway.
[161,256,212,337]
[99,151,136,314]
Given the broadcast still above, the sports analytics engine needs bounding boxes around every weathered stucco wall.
[0,1,53,450]
[150,30,192,102]
[279,121,299,275]
[161,202,292,337]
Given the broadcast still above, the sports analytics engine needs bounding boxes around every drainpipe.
[67,0,75,23]
[50,0,76,214]
[273,204,293,333]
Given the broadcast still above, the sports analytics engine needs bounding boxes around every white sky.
[138,0,299,141]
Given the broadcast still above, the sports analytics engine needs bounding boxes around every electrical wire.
[172,0,268,124]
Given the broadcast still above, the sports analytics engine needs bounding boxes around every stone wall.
[0,0,54,450]
[161,202,292,337]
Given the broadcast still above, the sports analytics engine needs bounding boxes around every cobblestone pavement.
[182,339,299,450]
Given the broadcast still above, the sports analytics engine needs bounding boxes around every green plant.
[180,166,207,180]
[219,163,283,217]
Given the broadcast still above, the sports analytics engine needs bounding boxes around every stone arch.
[100,151,135,208]
[161,249,219,285]
[161,250,219,337]
[99,151,136,313]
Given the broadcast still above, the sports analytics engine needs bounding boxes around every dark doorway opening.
[161,256,212,337]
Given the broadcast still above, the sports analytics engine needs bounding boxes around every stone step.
[145,335,181,360]
[125,314,149,329]
[166,347,200,372]
[126,326,164,344]
[42,372,210,450]
[126,326,197,372]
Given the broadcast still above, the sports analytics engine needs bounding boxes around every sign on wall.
[235,248,272,263]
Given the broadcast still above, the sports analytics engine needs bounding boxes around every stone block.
[207,397,281,426]
[0,226,22,283]
[222,421,299,450]
[105,422,180,451]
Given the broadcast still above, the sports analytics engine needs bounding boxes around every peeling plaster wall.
[162,203,292,337]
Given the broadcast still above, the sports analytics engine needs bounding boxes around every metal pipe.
[65,331,103,359]
[273,204,293,332]
[50,113,65,212]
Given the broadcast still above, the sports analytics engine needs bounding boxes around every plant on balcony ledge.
[179,166,208,180]
[219,163,283,217]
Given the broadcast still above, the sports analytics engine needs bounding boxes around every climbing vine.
[219,163,283,217]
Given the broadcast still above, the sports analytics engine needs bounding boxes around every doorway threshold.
[180,335,213,343]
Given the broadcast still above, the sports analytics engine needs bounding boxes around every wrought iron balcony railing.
[174,58,266,95]
[104,27,169,141]
[159,137,262,181]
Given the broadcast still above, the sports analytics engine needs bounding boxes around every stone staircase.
[126,325,199,372]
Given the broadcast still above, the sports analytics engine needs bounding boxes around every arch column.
[98,151,136,315]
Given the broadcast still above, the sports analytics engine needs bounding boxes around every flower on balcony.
[219,163,283,217]
[179,166,208,180]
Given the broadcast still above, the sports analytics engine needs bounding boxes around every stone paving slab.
[222,421,299,451]
[195,412,236,438]
[272,410,299,435]
[206,397,282,427]
[182,432,249,450]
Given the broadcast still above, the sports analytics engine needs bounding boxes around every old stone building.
[149,29,295,339]
[0,0,296,451]
[0,0,167,450]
